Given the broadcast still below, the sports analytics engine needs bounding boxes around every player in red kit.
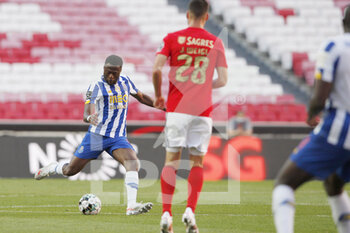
[152,1,228,232]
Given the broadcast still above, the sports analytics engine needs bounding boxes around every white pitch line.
[243,191,326,194]
[0,204,76,209]
[0,202,331,209]
[0,194,83,198]
[0,210,332,218]
[0,194,35,198]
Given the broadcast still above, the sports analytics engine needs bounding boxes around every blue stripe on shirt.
[91,84,99,103]
[325,41,335,52]
[115,80,127,137]
[317,109,337,139]
[332,56,340,82]
[95,82,109,134]
[106,85,119,137]
[126,76,138,93]
[338,113,350,147]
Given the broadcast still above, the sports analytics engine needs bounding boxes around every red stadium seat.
[67,94,84,103]
[33,33,49,43]
[334,0,350,11]
[277,8,295,22]
[1,102,27,119]
[0,104,6,119]
[65,102,84,119]
[276,95,295,104]
[63,40,81,49]
[0,33,6,40]
[45,102,69,119]
[292,52,309,77]
[302,60,316,86]
[26,102,48,119]
[255,109,278,121]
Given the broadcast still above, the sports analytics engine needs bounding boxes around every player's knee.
[166,147,181,153]
[189,147,205,156]
[274,160,312,190]
[324,174,345,196]
[274,176,295,189]
[123,158,140,172]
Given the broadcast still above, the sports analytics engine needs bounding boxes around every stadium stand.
[0,0,314,122]
[212,0,343,87]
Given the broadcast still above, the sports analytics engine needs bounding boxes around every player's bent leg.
[111,148,153,215]
[274,159,314,189]
[324,174,350,233]
[34,156,91,180]
[273,159,313,233]
[112,148,139,171]
[324,173,346,196]
[62,156,92,176]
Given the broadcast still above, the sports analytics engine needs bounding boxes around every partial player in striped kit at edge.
[273,5,350,233]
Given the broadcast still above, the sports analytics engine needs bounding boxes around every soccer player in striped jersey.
[152,0,228,232]
[35,55,158,216]
[273,5,350,233]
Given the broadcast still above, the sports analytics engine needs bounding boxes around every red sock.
[161,166,177,215]
[187,166,203,213]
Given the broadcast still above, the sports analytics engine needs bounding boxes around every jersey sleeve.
[85,82,100,104]
[156,33,172,57]
[315,39,340,83]
[214,38,228,68]
[126,76,139,95]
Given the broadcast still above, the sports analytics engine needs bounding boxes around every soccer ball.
[78,193,102,215]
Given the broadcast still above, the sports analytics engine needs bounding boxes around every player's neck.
[188,20,205,29]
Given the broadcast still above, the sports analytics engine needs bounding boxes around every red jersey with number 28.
[157,27,227,117]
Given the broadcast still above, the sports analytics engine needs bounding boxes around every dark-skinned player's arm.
[83,93,99,126]
[212,66,228,89]
[131,91,166,111]
[307,78,333,127]
[152,54,168,110]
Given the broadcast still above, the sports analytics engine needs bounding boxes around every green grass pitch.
[0,178,342,233]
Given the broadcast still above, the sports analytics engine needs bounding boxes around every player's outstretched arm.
[131,91,165,111]
[307,79,333,127]
[212,67,228,89]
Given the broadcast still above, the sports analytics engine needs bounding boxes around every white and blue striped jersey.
[85,75,138,138]
[313,33,350,149]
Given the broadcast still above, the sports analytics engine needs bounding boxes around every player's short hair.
[104,55,123,67]
[343,5,350,28]
[188,0,209,19]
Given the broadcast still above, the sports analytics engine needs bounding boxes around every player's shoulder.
[320,35,346,53]
[90,79,102,88]
[119,75,136,87]
[203,29,219,40]
[119,75,131,83]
